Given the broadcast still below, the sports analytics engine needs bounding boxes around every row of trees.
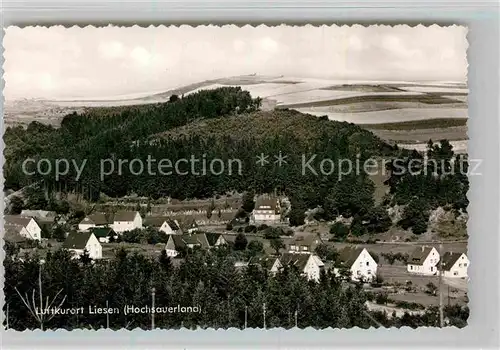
[4,246,468,330]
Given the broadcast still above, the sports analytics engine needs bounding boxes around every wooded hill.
[4,87,468,235]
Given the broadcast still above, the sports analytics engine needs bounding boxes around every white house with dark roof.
[177,217,199,234]
[251,196,281,224]
[4,215,41,241]
[63,232,102,259]
[407,246,440,276]
[334,247,378,282]
[440,252,469,278]
[249,256,283,275]
[280,253,325,282]
[144,216,181,234]
[78,212,113,232]
[288,235,319,254]
[112,211,143,233]
[164,233,210,257]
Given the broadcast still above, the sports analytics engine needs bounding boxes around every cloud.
[98,41,125,60]
[3,25,467,100]
[130,46,153,66]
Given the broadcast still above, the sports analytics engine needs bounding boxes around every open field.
[298,107,467,124]
[368,126,467,143]
[398,140,467,154]
[5,75,468,131]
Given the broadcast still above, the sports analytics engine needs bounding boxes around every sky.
[3,24,468,100]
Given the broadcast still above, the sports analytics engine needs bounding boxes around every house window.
[410,266,413,270]
[366,262,369,266]
[431,267,434,271]
[464,263,468,267]
[459,263,462,267]
[454,271,458,276]
[303,247,308,251]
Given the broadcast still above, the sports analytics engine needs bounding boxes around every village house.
[4,224,32,244]
[89,227,118,243]
[205,232,228,248]
[249,256,283,275]
[251,196,281,224]
[164,233,209,257]
[4,215,42,241]
[78,212,113,232]
[177,217,199,234]
[143,216,181,234]
[280,253,325,282]
[63,232,102,260]
[440,252,469,278]
[112,211,143,233]
[334,247,378,282]
[288,235,319,254]
[407,246,440,276]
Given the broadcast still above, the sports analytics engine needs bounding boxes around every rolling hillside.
[5,75,468,153]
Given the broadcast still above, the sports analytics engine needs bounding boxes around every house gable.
[85,233,100,249]
[351,248,376,269]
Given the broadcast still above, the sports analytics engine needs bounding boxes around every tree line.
[3,246,467,330]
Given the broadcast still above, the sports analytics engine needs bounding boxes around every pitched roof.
[205,232,223,246]
[20,210,56,218]
[168,233,209,249]
[194,233,210,249]
[408,246,434,265]
[4,215,33,227]
[82,212,113,226]
[177,217,198,231]
[144,217,180,230]
[255,196,279,211]
[63,232,93,250]
[169,235,186,249]
[249,256,279,271]
[440,252,466,271]
[290,235,318,248]
[336,247,364,267]
[4,224,27,243]
[34,217,56,227]
[114,211,139,222]
[90,227,116,238]
[280,253,311,272]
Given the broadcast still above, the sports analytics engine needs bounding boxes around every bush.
[373,273,384,285]
[329,222,349,239]
[289,208,305,226]
[257,224,268,231]
[234,233,248,250]
[226,223,233,231]
[375,293,389,305]
[426,282,438,295]
[247,240,264,255]
[244,225,257,233]
[263,227,281,239]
